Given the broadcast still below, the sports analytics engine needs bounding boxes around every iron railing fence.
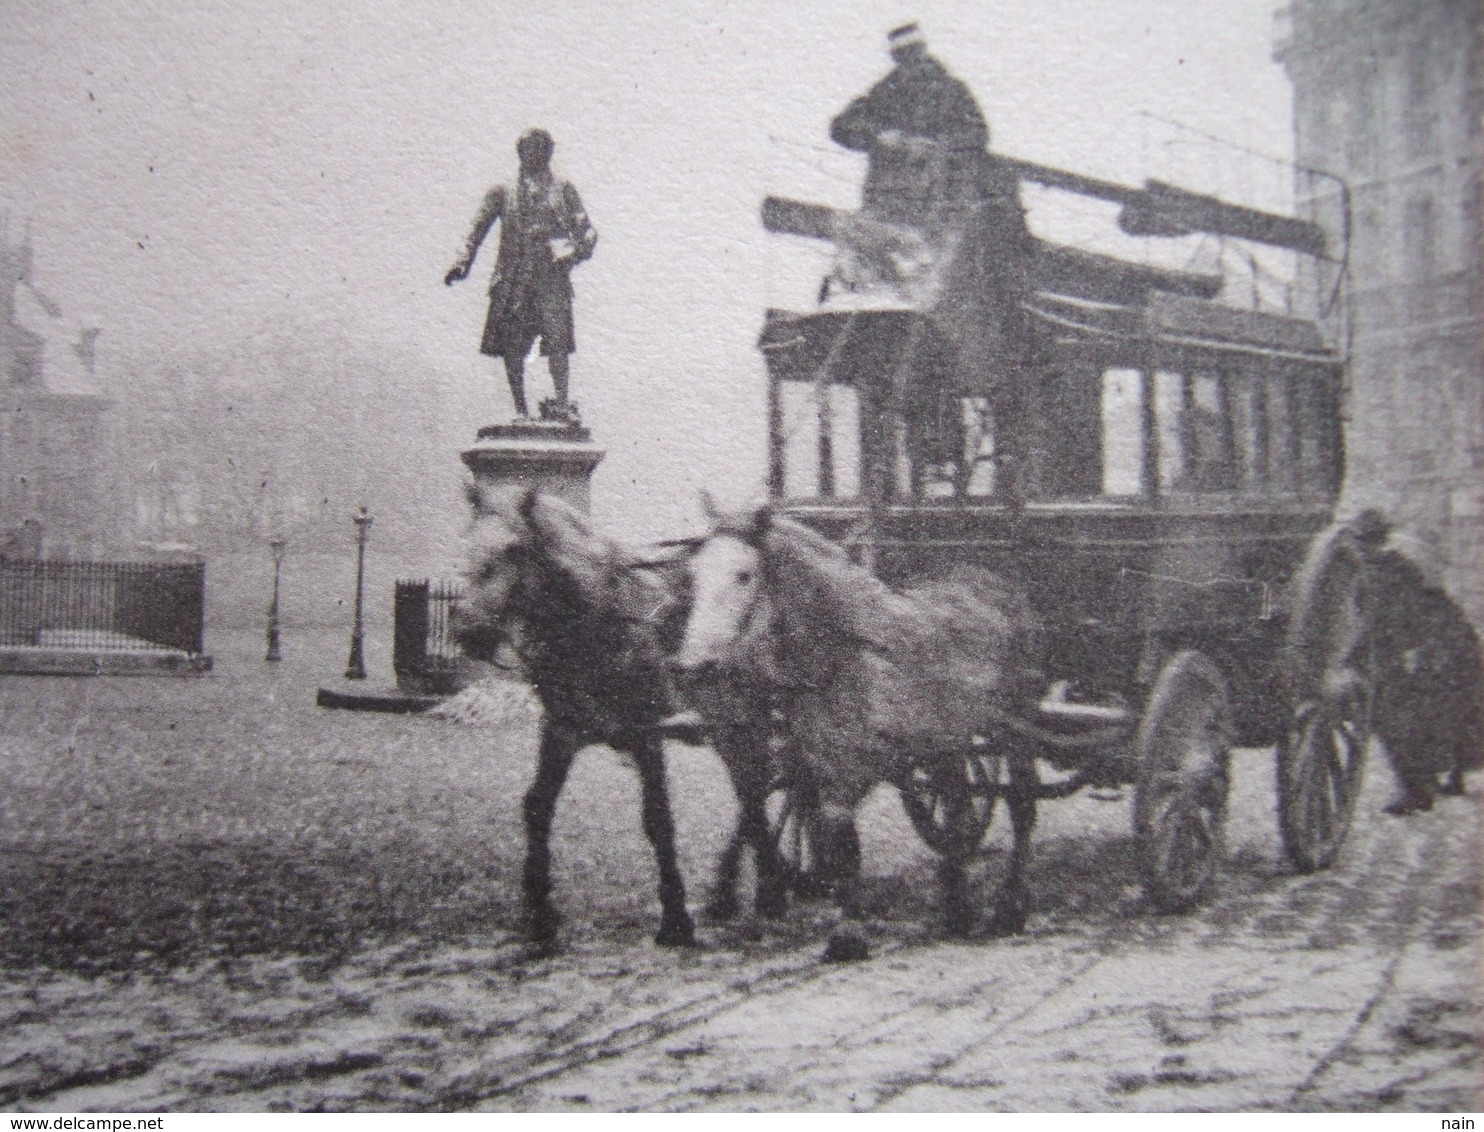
[0,558,206,655]
[394,578,466,694]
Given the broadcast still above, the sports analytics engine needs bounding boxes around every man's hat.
[887,22,925,50]
[517,128,554,164]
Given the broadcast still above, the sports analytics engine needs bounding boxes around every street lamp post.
[344,507,373,680]
[265,536,287,662]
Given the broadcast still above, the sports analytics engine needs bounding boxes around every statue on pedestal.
[445,129,598,425]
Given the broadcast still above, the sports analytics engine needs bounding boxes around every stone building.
[1275,0,1483,617]
[0,222,113,557]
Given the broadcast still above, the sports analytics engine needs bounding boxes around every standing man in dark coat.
[830,23,1037,501]
[830,23,992,226]
[446,129,597,421]
[1355,510,1484,814]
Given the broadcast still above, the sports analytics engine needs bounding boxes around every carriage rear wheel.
[899,745,1005,862]
[1133,650,1232,912]
[1278,522,1373,873]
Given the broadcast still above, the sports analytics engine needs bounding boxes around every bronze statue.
[446,129,597,423]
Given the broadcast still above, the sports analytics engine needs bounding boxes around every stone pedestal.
[461,420,605,513]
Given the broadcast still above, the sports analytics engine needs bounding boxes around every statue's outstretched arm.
[445,186,505,284]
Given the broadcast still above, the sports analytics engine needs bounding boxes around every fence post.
[393,579,431,692]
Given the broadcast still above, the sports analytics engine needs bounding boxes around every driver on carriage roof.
[830,23,995,226]
[824,23,1038,497]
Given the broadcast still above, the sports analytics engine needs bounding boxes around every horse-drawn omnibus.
[742,148,1367,915]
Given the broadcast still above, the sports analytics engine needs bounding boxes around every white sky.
[0,0,1294,541]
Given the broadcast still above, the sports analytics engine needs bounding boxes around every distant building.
[0,221,113,558]
[1276,0,1483,617]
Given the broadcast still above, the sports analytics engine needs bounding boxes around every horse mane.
[759,514,1039,720]
[467,489,682,727]
[762,515,894,644]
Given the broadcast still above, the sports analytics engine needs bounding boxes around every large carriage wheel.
[1133,650,1233,912]
[899,744,1005,861]
[1278,522,1373,873]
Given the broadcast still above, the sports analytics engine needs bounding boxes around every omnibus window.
[1156,370,1239,492]
[1101,368,1144,496]
[1265,372,1299,491]
[1155,370,1186,491]
[1295,376,1342,495]
[1028,365,1103,499]
[961,396,997,497]
[1265,367,1340,496]
[1226,370,1267,490]
[777,380,861,499]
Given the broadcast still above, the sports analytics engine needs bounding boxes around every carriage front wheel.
[1133,650,1233,912]
[899,744,1005,862]
[1277,521,1373,873]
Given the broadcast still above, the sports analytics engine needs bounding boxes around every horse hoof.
[822,926,871,963]
[1440,776,1466,797]
[655,914,697,948]
[943,907,973,939]
[525,904,563,945]
[792,875,833,902]
[522,936,562,960]
[1383,793,1433,815]
[704,892,740,923]
[984,898,1028,938]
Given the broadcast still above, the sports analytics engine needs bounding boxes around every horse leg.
[1441,705,1471,796]
[816,799,872,962]
[706,828,746,922]
[735,723,790,918]
[938,855,971,939]
[1442,760,1467,797]
[522,722,581,946]
[744,784,788,918]
[816,800,864,916]
[986,749,1037,937]
[704,725,755,921]
[632,735,696,947]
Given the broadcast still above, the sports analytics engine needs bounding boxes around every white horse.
[675,498,1045,940]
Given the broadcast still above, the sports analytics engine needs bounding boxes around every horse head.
[673,493,777,681]
[455,483,534,663]
[455,484,618,664]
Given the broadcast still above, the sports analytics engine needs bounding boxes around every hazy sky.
[1,0,1294,541]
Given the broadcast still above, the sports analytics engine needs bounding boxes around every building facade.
[0,224,113,558]
[1276,0,1483,617]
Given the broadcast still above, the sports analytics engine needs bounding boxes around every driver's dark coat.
[830,54,992,224]
[830,54,989,153]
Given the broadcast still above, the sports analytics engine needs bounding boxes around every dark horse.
[675,499,1044,939]
[454,485,786,949]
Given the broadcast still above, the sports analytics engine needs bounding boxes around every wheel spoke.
[1306,741,1334,848]
[1153,796,1212,900]
[1136,652,1230,909]
[1281,526,1376,873]
[903,750,1000,857]
[1323,733,1349,811]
